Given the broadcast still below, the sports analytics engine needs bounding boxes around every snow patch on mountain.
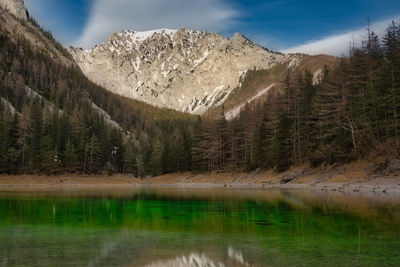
[119,29,178,47]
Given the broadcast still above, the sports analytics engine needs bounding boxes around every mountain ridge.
[0,0,27,20]
[69,28,301,114]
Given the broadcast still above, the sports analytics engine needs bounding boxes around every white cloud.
[74,0,238,48]
[281,15,400,57]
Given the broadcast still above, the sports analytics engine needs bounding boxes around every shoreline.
[1,165,400,197]
[0,181,398,195]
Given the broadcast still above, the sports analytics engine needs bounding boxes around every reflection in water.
[0,189,399,266]
[144,253,222,267]
[144,247,250,267]
[228,247,246,265]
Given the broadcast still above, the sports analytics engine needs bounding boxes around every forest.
[0,19,399,177]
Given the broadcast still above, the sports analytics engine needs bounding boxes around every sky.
[24,0,400,56]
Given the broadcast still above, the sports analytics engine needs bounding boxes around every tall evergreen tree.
[272,112,292,172]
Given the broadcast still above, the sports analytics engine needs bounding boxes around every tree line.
[0,20,399,176]
[191,21,400,172]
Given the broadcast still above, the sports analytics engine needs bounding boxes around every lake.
[0,189,399,266]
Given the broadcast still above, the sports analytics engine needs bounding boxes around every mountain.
[69,29,301,114]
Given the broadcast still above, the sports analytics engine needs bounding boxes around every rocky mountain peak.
[70,28,300,114]
[0,0,27,20]
[230,32,248,44]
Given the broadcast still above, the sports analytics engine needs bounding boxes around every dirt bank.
[0,161,400,195]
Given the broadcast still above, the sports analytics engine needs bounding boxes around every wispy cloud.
[74,0,239,48]
[281,15,400,56]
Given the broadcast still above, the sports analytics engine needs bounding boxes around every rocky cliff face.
[69,29,300,114]
[0,0,27,20]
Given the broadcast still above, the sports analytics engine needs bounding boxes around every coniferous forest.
[0,18,400,176]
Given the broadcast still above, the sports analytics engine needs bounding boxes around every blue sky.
[24,0,400,55]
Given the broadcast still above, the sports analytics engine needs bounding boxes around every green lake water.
[0,189,399,266]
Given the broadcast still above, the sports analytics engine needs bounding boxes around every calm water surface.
[0,188,399,266]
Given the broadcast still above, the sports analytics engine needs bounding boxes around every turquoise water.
[0,189,399,266]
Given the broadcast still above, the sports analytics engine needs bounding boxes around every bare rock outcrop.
[0,0,27,20]
[281,169,304,184]
[69,29,300,114]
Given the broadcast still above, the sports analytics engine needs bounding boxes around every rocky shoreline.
[0,159,400,195]
[0,167,399,197]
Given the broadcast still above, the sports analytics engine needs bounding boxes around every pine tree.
[299,70,317,157]
[87,135,102,173]
[7,147,19,174]
[17,104,32,168]
[382,21,400,145]
[0,110,8,171]
[150,138,163,175]
[63,139,77,170]
[272,112,292,172]
[259,114,273,169]
[40,135,58,172]
[123,139,137,175]
[216,106,229,170]
[30,100,43,169]
[191,116,204,171]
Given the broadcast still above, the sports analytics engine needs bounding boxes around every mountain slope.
[204,54,338,119]
[69,29,301,114]
[0,1,197,175]
[0,3,72,67]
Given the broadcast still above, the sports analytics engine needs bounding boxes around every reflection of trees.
[0,191,399,265]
